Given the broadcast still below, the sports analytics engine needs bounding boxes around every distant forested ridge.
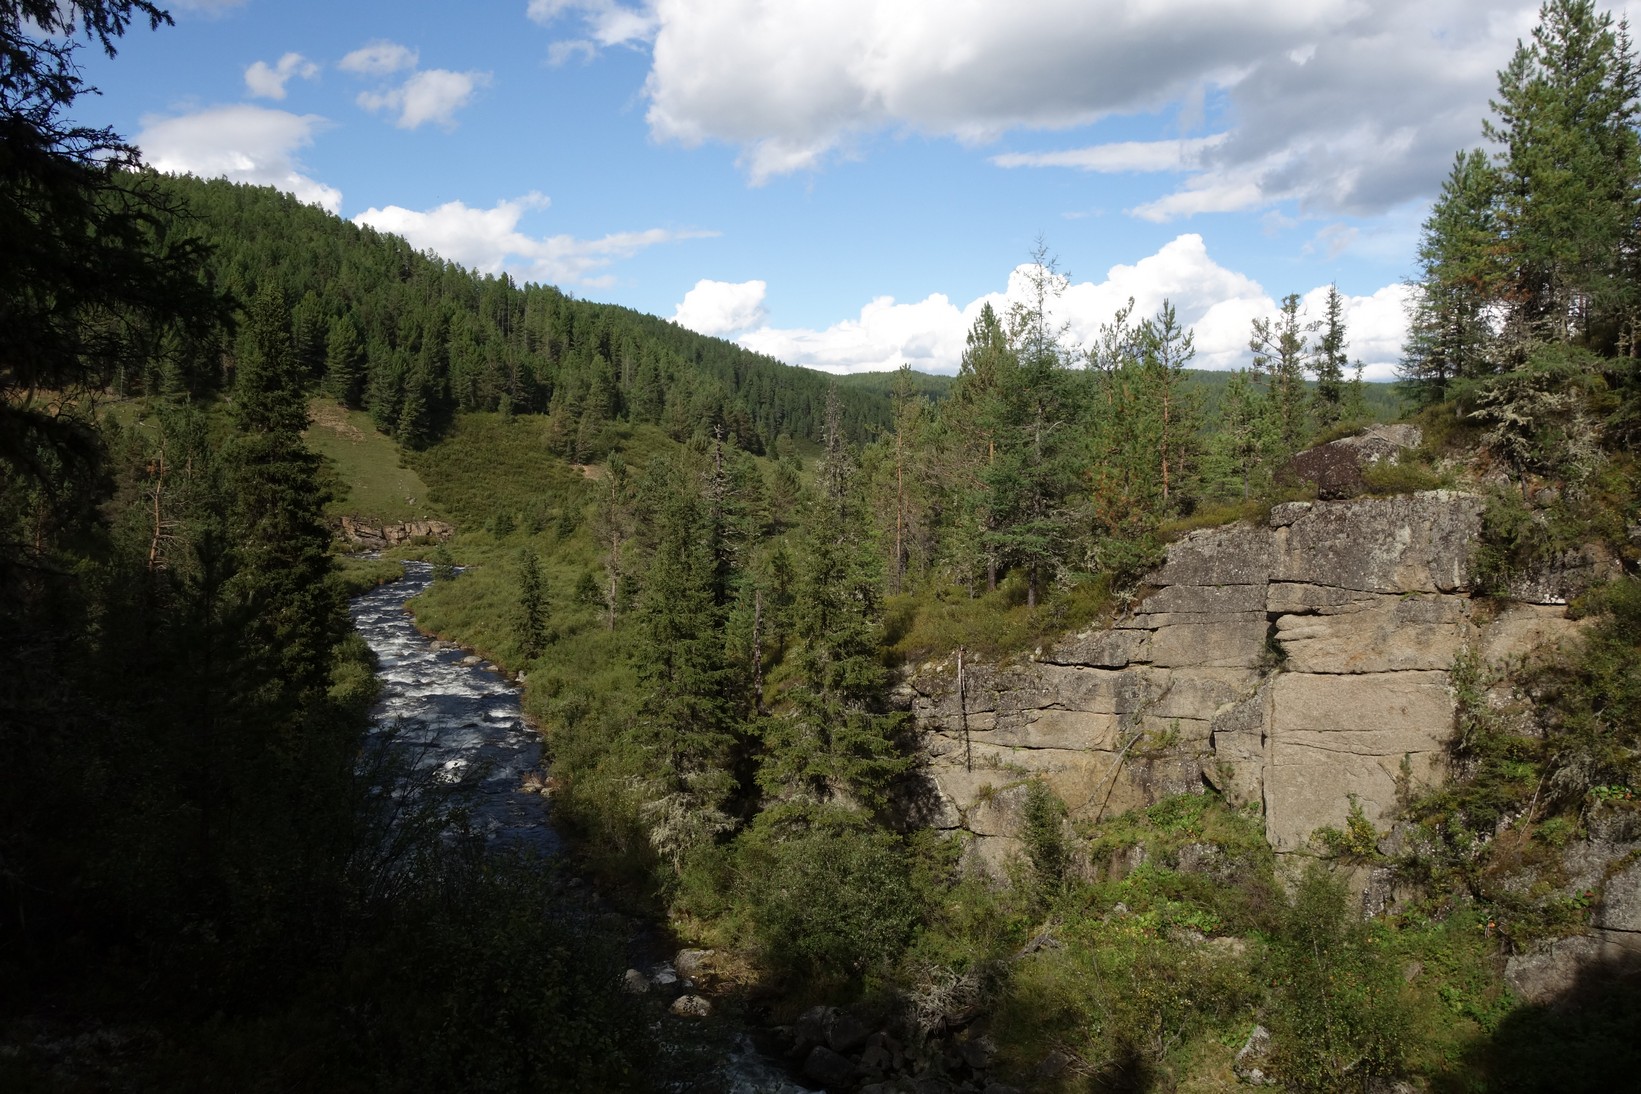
[139,174,891,452]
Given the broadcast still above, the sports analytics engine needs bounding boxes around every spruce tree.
[631,464,739,864]
[221,284,344,715]
[515,548,546,659]
[1250,293,1316,456]
[1313,285,1349,425]
[760,455,908,812]
[1486,0,1641,355]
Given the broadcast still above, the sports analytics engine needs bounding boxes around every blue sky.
[69,0,1620,378]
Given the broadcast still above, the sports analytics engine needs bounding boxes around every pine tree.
[943,303,1012,592]
[988,243,1076,607]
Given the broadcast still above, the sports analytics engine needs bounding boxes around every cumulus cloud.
[357,68,491,130]
[674,279,768,337]
[342,40,488,130]
[723,234,1410,380]
[738,294,968,375]
[135,104,341,213]
[529,0,1545,211]
[352,194,715,287]
[340,40,419,76]
[244,52,319,100]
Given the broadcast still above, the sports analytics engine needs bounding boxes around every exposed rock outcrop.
[339,515,454,548]
[1281,423,1423,499]
[902,490,1590,872]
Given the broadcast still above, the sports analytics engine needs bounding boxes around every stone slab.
[1264,671,1453,851]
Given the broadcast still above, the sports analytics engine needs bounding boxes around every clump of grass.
[883,572,1113,665]
[1360,458,1452,496]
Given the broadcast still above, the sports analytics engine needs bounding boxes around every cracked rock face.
[905,490,1587,872]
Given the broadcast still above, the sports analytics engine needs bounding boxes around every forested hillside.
[5,0,1641,1092]
[142,173,893,452]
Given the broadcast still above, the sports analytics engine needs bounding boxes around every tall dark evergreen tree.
[221,284,345,715]
[1313,285,1349,425]
[632,463,739,867]
[760,444,908,812]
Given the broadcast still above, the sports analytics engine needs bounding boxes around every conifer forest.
[2,2,1639,1091]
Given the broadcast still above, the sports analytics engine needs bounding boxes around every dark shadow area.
[1437,945,1641,1093]
[1084,1043,1161,1093]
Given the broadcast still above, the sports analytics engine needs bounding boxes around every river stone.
[622,968,649,994]
[828,1011,873,1054]
[670,994,712,1018]
[675,948,716,982]
[1265,671,1452,852]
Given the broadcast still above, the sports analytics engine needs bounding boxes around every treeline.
[846,266,1378,604]
[138,173,892,453]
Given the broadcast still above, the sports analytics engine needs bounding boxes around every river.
[348,560,558,853]
[348,562,812,1093]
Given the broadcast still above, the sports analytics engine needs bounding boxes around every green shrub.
[737,811,919,985]
[1266,864,1413,1091]
[1020,780,1071,903]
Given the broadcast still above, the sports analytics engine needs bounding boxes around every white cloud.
[135,104,341,213]
[674,279,768,336]
[738,294,970,375]
[340,40,419,77]
[244,52,319,100]
[992,134,1226,173]
[352,194,715,287]
[357,68,491,130]
[529,0,658,48]
[727,234,1410,380]
[529,0,1549,212]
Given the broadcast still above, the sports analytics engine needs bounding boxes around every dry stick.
[1090,725,1148,824]
[958,645,971,773]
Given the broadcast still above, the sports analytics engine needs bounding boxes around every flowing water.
[348,561,558,853]
[348,562,812,1092]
